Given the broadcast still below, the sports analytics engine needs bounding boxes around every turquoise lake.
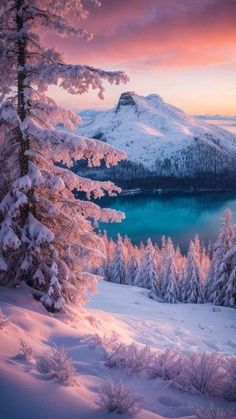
[99,192,236,251]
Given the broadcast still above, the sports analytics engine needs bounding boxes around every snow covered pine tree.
[205,209,235,305]
[108,234,126,285]
[0,0,128,311]
[184,240,203,304]
[135,238,158,292]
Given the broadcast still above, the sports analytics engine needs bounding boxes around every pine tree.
[224,264,236,308]
[193,234,202,261]
[162,256,178,304]
[126,253,138,285]
[221,238,236,308]
[134,238,158,292]
[0,0,128,310]
[109,234,126,284]
[184,240,203,303]
[200,244,210,284]
[161,239,178,303]
[206,209,235,305]
[207,240,213,260]
[160,238,175,298]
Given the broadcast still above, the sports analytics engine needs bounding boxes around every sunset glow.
[48,0,236,115]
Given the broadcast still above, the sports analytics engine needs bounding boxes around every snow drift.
[1,281,236,419]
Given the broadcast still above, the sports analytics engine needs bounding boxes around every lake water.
[99,192,236,252]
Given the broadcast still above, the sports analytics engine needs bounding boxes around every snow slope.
[80,92,236,177]
[0,282,236,419]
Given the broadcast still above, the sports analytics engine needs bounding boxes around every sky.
[48,0,236,115]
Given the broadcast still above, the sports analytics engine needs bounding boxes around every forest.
[100,209,236,308]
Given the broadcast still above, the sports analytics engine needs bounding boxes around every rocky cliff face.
[116,91,137,111]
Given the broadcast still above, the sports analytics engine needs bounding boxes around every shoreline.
[119,187,236,197]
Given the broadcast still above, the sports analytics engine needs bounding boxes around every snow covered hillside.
[1,281,236,419]
[80,92,236,177]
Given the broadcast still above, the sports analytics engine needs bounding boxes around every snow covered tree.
[193,234,201,261]
[109,234,126,284]
[207,241,213,261]
[184,240,203,303]
[134,238,158,292]
[222,242,236,308]
[205,209,235,305]
[123,235,133,258]
[126,253,138,285]
[0,0,128,310]
[161,239,178,303]
[224,265,236,308]
[200,244,210,283]
[160,238,176,297]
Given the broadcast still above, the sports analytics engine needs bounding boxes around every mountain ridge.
[77,92,236,191]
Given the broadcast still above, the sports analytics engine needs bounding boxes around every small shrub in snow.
[19,339,33,361]
[224,356,236,401]
[148,349,182,380]
[193,403,233,419]
[0,311,9,330]
[175,352,226,396]
[37,345,75,383]
[82,331,119,353]
[98,380,140,416]
[106,342,155,374]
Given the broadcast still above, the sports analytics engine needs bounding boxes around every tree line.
[99,209,236,308]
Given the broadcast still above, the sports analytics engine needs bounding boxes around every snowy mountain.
[77,109,103,123]
[80,92,236,178]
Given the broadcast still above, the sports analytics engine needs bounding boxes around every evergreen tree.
[126,253,138,285]
[0,0,128,310]
[207,240,213,260]
[109,234,126,284]
[135,239,158,292]
[184,241,203,303]
[162,247,178,303]
[200,245,210,284]
[193,234,201,263]
[224,265,236,308]
[160,237,175,298]
[207,209,235,305]
[160,238,179,303]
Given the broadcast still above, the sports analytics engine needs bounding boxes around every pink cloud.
[47,0,236,70]
[46,1,236,115]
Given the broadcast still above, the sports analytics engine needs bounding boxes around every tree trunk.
[16,0,35,218]
[16,0,28,176]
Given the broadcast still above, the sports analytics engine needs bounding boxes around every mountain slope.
[80,92,236,178]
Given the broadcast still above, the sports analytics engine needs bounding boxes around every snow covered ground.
[0,281,236,419]
[88,281,236,355]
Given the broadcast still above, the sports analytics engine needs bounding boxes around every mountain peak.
[146,93,164,104]
[116,91,137,111]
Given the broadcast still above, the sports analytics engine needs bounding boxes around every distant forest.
[73,159,236,191]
